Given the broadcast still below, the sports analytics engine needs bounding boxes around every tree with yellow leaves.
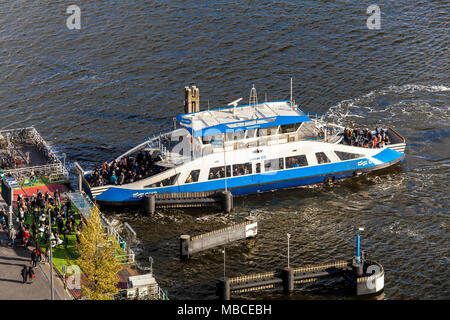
[75,206,122,300]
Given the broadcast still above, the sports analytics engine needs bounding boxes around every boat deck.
[0,139,49,170]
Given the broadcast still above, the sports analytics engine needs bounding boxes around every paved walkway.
[0,197,72,300]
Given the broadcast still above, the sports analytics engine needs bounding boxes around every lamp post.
[287,233,291,268]
[356,228,364,264]
[222,248,226,280]
[48,210,54,300]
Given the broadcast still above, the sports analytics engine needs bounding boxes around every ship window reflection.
[264,158,284,172]
[185,170,200,183]
[208,165,231,180]
[285,155,308,168]
[334,151,364,161]
[146,173,180,188]
[315,152,331,164]
[232,162,252,176]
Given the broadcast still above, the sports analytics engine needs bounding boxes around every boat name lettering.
[132,192,156,199]
[357,159,374,167]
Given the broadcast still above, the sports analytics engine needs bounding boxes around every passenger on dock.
[9,227,17,248]
[44,248,50,264]
[31,249,38,267]
[63,226,70,248]
[54,189,61,206]
[28,266,35,283]
[22,228,30,248]
[21,265,28,284]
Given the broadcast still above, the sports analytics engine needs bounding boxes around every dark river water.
[0,1,448,300]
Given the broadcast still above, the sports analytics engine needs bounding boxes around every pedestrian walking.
[44,248,50,264]
[9,227,16,248]
[21,265,28,284]
[31,249,37,268]
[36,247,42,263]
[28,265,35,283]
[22,228,30,248]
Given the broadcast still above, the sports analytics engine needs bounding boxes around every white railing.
[68,191,136,264]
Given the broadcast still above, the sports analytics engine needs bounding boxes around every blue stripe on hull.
[91,149,404,204]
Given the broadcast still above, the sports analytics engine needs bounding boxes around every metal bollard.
[282,267,294,294]
[143,193,156,215]
[217,277,231,300]
[180,235,191,259]
[222,191,233,213]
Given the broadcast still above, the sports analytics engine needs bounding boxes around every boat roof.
[175,101,312,137]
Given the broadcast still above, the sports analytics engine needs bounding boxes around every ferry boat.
[80,85,406,205]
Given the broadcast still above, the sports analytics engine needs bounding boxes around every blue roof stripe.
[176,101,312,137]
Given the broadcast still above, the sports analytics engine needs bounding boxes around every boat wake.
[324,84,450,127]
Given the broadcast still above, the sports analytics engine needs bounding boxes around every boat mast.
[290,77,293,106]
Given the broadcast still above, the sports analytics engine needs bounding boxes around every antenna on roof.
[228,98,243,115]
[290,77,293,106]
[249,84,258,106]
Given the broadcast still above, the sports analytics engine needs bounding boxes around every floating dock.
[180,216,257,259]
[143,190,233,214]
[216,231,384,299]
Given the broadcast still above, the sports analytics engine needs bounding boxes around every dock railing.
[0,126,69,183]
[67,191,135,264]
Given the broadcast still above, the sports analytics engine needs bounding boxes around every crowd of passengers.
[341,127,391,148]
[89,151,165,187]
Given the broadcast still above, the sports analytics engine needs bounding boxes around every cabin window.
[264,158,284,172]
[226,130,245,142]
[285,155,308,168]
[246,129,257,139]
[315,152,331,164]
[256,163,261,173]
[257,126,278,137]
[232,162,252,176]
[280,123,300,134]
[146,173,179,188]
[334,151,364,161]
[185,170,200,183]
[208,165,231,180]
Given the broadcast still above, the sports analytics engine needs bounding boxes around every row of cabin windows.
[146,151,364,187]
[202,124,301,144]
[208,162,253,180]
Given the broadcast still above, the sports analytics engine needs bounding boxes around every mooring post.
[352,228,364,276]
[282,267,295,294]
[180,234,191,259]
[222,191,233,213]
[218,277,231,300]
[143,193,156,215]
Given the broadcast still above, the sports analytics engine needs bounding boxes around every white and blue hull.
[83,142,405,205]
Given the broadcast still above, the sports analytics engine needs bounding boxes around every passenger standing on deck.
[21,265,28,284]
